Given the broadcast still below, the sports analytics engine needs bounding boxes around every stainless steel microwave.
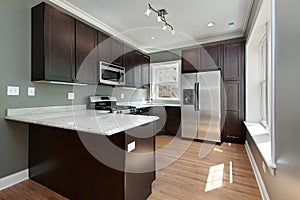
[99,61,125,86]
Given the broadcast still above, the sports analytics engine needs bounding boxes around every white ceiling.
[49,0,253,53]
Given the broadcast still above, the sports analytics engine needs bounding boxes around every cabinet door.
[75,20,98,84]
[44,4,75,82]
[149,106,166,134]
[165,107,181,136]
[222,81,245,143]
[201,44,221,71]
[182,48,200,73]
[132,51,143,88]
[223,42,242,80]
[97,31,111,63]
[123,45,134,87]
[141,55,150,88]
[111,38,123,66]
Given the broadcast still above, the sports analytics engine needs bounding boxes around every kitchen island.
[6,105,158,200]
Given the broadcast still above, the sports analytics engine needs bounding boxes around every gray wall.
[247,0,300,199]
[0,0,147,178]
[149,49,181,63]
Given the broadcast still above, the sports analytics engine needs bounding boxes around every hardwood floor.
[0,136,261,200]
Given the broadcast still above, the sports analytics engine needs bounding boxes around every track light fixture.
[145,3,175,35]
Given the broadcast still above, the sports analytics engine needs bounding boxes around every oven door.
[99,62,125,85]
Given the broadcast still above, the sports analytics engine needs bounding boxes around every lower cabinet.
[29,124,155,200]
[149,106,181,136]
[164,106,181,136]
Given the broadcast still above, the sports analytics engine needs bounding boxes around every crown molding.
[142,32,244,54]
[242,0,255,36]
[44,0,141,51]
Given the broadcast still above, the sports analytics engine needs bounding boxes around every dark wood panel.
[44,4,75,82]
[97,31,111,63]
[75,20,98,84]
[224,82,240,111]
[149,106,167,134]
[123,45,134,87]
[111,37,123,65]
[182,48,200,73]
[201,44,221,70]
[141,54,150,88]
[223,42,241,80]
[29,124,125,200]
[223,111,245,143]
[132,50,143,87]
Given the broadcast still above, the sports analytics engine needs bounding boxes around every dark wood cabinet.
[123,45,135,87]
[111,38,123,66]
[32,3,75,82]
[182,47,200,73]
[223,42,242,81]
[75,20,98,84]
[97,31,123,66]
[182,45,221,73]
[97,31,111,63]
[181,39,245,144]
[141,55,150,88]
[132,50,143,88]
[164,106,181,136]
[201,44,222,70]
[149,106,166,135]
[222,41,245,143]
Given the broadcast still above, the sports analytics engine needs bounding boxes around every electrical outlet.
[262,161,267,173]
[121,93,125,99]
[7,86,19,96]
[68,92,75,100]
[28,87,35,96]
[127,141,136,152]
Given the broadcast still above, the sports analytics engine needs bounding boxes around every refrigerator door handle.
[197,82,200,111]
[196,82,200,111]
[194,82,197,111]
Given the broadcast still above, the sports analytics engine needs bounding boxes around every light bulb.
[157,16,162,22]
[145,8,151,16]
[162,24,167,31]
[171,29,175,35]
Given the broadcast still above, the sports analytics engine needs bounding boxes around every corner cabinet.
[32,3,76,82]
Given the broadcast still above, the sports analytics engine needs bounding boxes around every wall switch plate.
[121,93,125,99]
[28,87,35,96]
[68,93,75,100]
[127,141,136,152]
[7,86,19,96]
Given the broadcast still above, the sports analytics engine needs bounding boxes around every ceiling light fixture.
[145,3,175,35]
[206,22,215,27]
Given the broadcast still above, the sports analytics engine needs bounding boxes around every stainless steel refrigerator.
[181,70,221,142]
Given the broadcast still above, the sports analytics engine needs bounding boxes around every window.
[259,34,268,129]
[150,61,181,101]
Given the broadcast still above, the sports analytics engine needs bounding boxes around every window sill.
[244,121,277,176]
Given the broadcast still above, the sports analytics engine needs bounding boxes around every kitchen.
[1,0,300,200]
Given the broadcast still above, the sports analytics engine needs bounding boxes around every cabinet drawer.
[165,106,181,119]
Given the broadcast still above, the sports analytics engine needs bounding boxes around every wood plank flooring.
[0,135,261,200]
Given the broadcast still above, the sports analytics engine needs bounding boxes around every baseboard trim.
[0,169,28,190]
[245,141,270,200]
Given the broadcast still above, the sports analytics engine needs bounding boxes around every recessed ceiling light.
[150,36,156,40]
[206,22,215,27]
[228,21,235,28]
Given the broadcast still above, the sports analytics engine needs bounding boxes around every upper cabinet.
[97,31,123,66]
[31,2,151,87]
[223,42,242,81]
[32,3,76,82]
[182,44,221,73]
[182,48,200,73]
[75,20,98,84]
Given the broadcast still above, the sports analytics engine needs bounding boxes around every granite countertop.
[5,105,159,136]
[117,101,181,109]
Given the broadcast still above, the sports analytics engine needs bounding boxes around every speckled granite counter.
[5,105,159,136]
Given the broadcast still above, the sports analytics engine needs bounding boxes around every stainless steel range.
[87,95,136,114]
